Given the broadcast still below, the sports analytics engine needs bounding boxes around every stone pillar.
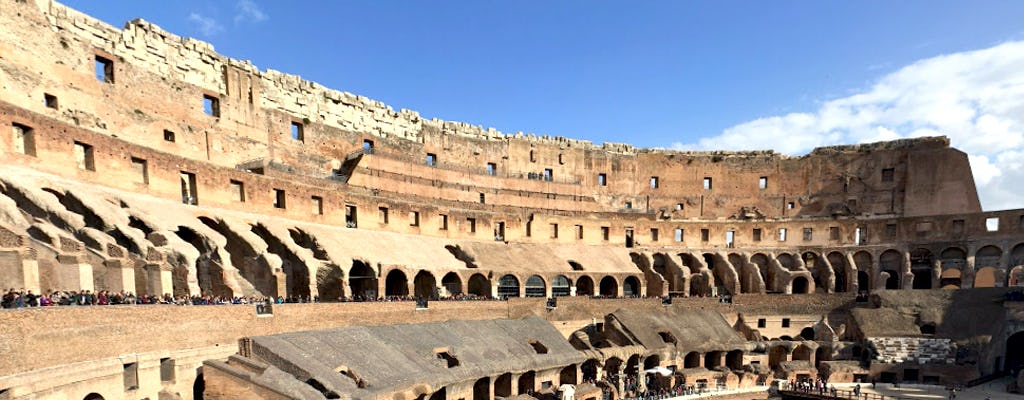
[21,258,40,293]
[144,263,172,297]
[57,254,92,292]
[102,258,135,294]
[307,265,319,301]
[570,285,577,296]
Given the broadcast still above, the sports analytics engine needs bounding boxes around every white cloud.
[187,13,224,36]
[235,0,267,24]
[672,40,1024,211]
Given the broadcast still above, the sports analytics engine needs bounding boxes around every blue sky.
[60,1,1024,210]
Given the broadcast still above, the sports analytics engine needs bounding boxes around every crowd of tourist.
[589,374,720,400]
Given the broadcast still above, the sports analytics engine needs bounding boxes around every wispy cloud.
[235,0,267,24]
[671,41,1024,210]
[187,13,224,36]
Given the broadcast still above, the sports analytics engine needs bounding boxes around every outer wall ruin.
[0,1,1023,400]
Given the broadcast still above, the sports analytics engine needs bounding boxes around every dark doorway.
[473,378,489,400]
[792,277,809,294]
[1007,331,1024,374]
[349,261,377,300]
[384,269,409,297]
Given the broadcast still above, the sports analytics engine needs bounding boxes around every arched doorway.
[413,271,437,299]
[684,352,700,368]
[497,274,520,298]
[384,269,409,297]
[525,275,546,297]
[623,276,640,297]
[644,355,661,370]
[467,273,489,297]
[704,351,722,368]
[800,327,815,340]
[777,253,798,270]
[1007,331,1024,374]
[792,345,812,361]
[880,250,902,289]
[599,276,618,297]
[551,275,571,297]
[769,346,788,368]
[84,394,105,400]
[976,245,1003,269]
[473,377,489,400]
[560,364,578,385]
[854,251,873,292]
[804,252,827,293]
[348,260,377,300]
[751,253,770,290]
[316,264,344,302]
[941,268,962,289]
[726,350,743,370]
[605,357,623,383]
[910,248,934,289]
[517,371,536,394]
[791,276,809,294]
[1011,243,1024,268]
[625,355,641,377]
[576,275,595,296]
[494,373,512,397]
[441,272,462,297]
[582,359,599,382]
[828,252,848,292]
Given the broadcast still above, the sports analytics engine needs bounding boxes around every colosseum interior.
[0,1,1022,400]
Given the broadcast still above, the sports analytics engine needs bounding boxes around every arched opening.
[349,260,377,300]
[193,370,205,400]
[654,253,681,294]
[777,253,799,270]
[429,387,446,400]
[768,346,788,368]
[467,273,489,297]
[623,276,640,297]
[497,274,520,298]
[1010,266,1024,287]
[625,354,641,377]
[792,345,812,361]
[473,377,489,400]
[560,364,578,385]
[551,275,571,297]
[689,273,708,297]
[517,371,536,394]
[576,275,595,296]
[384,269,409,297]
[441,272,462,296]
[413,270,436,299]
[800,327,815,340]
[704,351,722,368]
[494,373,512,397]
[815,346,830,368]
[791,276,809,294]
[84,394,105,400]
[726,350,743,370]
[605,357,623,384]
[910,248,934,289]
[975,267,999,288]
[316,264,344,302]
[854,251,873,292]
[1007,331,1024,374]
[940,268,962,289]
[525,275,546,297]
[828,252,848,293]
[751,253,770,290]
[729,253,753,294]
[880,250,902,290]
[976,245,1003,269]
[804,252,827,293]
[582,359,600,382]
[684,352,701,368]
[1011,243,1024,267]
[644,355,661,370]
[599,276,618,297]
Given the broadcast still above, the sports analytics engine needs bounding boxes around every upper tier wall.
[0,0,982,218]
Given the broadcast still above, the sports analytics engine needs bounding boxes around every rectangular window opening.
[703,177,713,190]
[12,123,36,156]
[311,196,323,215]
[202,94,220,117]
[675,203,684,211]
[855,226,867,245]
[73,141,95,171]
[273,189,287,209]
[803,227,813,241]
[778,228,788,242]
[598,173,607,186]
[674,228,683,242]
[230,180,245,202]
[543,168,553,182]
[467,218,476,233]
[650,176,659,189]
[180,171,198,205]
[782,318,791,328]
[362,139,375,154]
[426,153,437,167]
[725,230,735,248]
[345,205,358,228]
[379,207,389,224]
[829,226,840,240]
[439,214,448,231]
[882,168,895,182]
[550,223,559,239]
[885,223,897,239]
[123,362,139,390]
[160,358,175,382]
[163,129,176,142]
[986,217,999,232]
[290,121,304,141]
[757,318,766,328]
[95,55,114,83]
[479,193,485,204]
[651,228,659,242]
[44,93,58,109]
[759,176,767,189]
[601,226,610,241]
[130,157,148,185]
[410,211,420,227]
[486,162,497,176]
[752,228,762,242]
[575,224,583,240]
[700,228,709,242]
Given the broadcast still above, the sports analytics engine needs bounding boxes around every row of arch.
[643,244,1024,297]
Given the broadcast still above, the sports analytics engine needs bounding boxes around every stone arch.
[730,253,753,293]
[517,371,535,394]
[560,364,578,385]
[853,251,873,291]
[751,253,771,291]
[791,276,810,294]
[576,275,595,296]
[316,264,344,302]
[827,252,848,292]
[704,351,723,368]
[467,273,489,297]
[644,354,661,370]
[910,248,934,289]
[804,251,829,293]
[581,359,600,382]
[525,275,546,297]
[605,357,623,378]
[625,354,641,377]
[497,274,520,298]
[84,394,105,400]
[976,245,1003,269]
[768,345,788,368]
[653,253,682,294]
[1010,266,1024,287]
[623,276,641,297]
[349,260,377,300]
[940,247,967,270]
[1010,243,1024,267]
[413,270,437,299]
[684,351,701,368]
[880,250,902,290]
[473,377,489,400]
[494,373,512,397]
[385,269,409,297]
[441,272,462,296]
[800,327,815,340]
[792,344,812,361]
[726,350,744,370]
[551,275,571,297]
[599,275,618,297]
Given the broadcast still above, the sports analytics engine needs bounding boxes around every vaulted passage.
[497,274,519,298]
[467,273,489,297]
[251,223,310,300]
[441,272,462,296]
[576,275,595,296]
[599,276,618,297]
[1006,331,1024,373]
[316,264,344,302]
[413,270,436,299]
[827,252,847,292]
[385,269,409,297]
[349,260,377,300]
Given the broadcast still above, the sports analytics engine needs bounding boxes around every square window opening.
[202,94,220,117]
[486,162,497,176]
[44,93,58,109]
[290,121,304,141]
[882,168,895,182]
[426,153,437,167]
[130,157,148,185]
[273,189,287,209]
[759,176,767,189]
[95,55,114,83]
[379,207,389,224]
[986,217,999,232]
[703,177,713,190]
[163,129,176,142]
[12,123,36,156]
[73,141,95,171]
[311,196,323,215]
[803,227,813,241]
[598,173,607,186]
[230,180,245,202]
[778,228,788,242]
